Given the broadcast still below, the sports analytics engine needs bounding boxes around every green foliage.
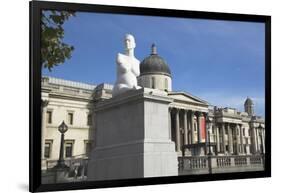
[41,11,76,71]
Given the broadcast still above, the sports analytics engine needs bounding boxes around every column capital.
[236,123,241,128]
[174,108,180,113]
[196,111,203,117]
[202,112,208,118]
[168,107,173,112]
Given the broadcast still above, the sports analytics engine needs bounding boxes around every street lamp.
[54,121,69,168]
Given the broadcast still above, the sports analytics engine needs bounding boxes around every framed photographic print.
[30,0,271,192]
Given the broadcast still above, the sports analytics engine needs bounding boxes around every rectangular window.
[151,77,155,89]
[243,128,245,136]
[65,141,74,158]
[87,114,92,125]
[46,111,52,124]
[85,141,92,156]
[44,140,52,158]
[68,112,73,125]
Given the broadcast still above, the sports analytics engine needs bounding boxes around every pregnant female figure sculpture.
[112,34,141,97]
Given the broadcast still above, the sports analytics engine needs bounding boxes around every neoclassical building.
[41,44,265,174]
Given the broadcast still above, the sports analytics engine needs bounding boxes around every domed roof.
[244,97,254,106]
[140,44,171,77]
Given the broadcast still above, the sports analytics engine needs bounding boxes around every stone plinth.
[87,88,178,181]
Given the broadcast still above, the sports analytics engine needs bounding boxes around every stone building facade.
[41,44,265,172]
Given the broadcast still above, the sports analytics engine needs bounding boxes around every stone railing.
[179,154,264,175]
[234,156,247,166]
[217,156,231,167]
[179,156,208,170]
[250,155,263,165]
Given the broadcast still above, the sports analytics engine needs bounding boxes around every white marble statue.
[112,34,141,97]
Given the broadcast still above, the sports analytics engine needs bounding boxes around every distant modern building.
[41,44,265,177]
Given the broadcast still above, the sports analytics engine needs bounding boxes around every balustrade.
[179,155,264,174]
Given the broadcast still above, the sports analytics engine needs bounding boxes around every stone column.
[175,109,180,152]
[204,113,208,155]
[262,128,265,153]
[227,123,233,154]
[256,128,260,152]
[41,100,49,160]
[190,111,195,144]
[239,125,244,154]
[251,127,257,154]
[197,112,202,143]
[183,110,188,145]
[235,124,240,155]
[216,125,220,153]
[221,123,226,153]
[204,113,208,142]
[168,108,172,140]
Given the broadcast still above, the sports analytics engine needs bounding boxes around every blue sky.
[42,11,265,116]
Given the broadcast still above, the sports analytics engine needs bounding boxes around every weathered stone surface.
[87,88,178,181]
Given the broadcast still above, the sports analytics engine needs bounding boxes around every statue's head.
[124,34,136,50]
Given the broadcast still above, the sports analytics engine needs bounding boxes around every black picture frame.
[30,1,271,192]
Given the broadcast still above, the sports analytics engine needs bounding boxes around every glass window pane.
[68,113,73,125]
[65,142,73,158]
[47,111,52,124]
[44,142,51,158]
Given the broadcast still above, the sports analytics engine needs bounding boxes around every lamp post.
[55,121,69,168]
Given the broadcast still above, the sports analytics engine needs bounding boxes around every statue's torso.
[116,53,140,86]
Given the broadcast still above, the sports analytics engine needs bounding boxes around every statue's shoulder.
[117,53,125,58]
[132,57,140,64]
[116,53,127,63]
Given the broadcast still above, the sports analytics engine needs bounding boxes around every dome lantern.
[151,43,157,55]
[244,97,254,116]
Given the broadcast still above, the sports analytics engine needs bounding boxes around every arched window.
[151,77,155,89]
